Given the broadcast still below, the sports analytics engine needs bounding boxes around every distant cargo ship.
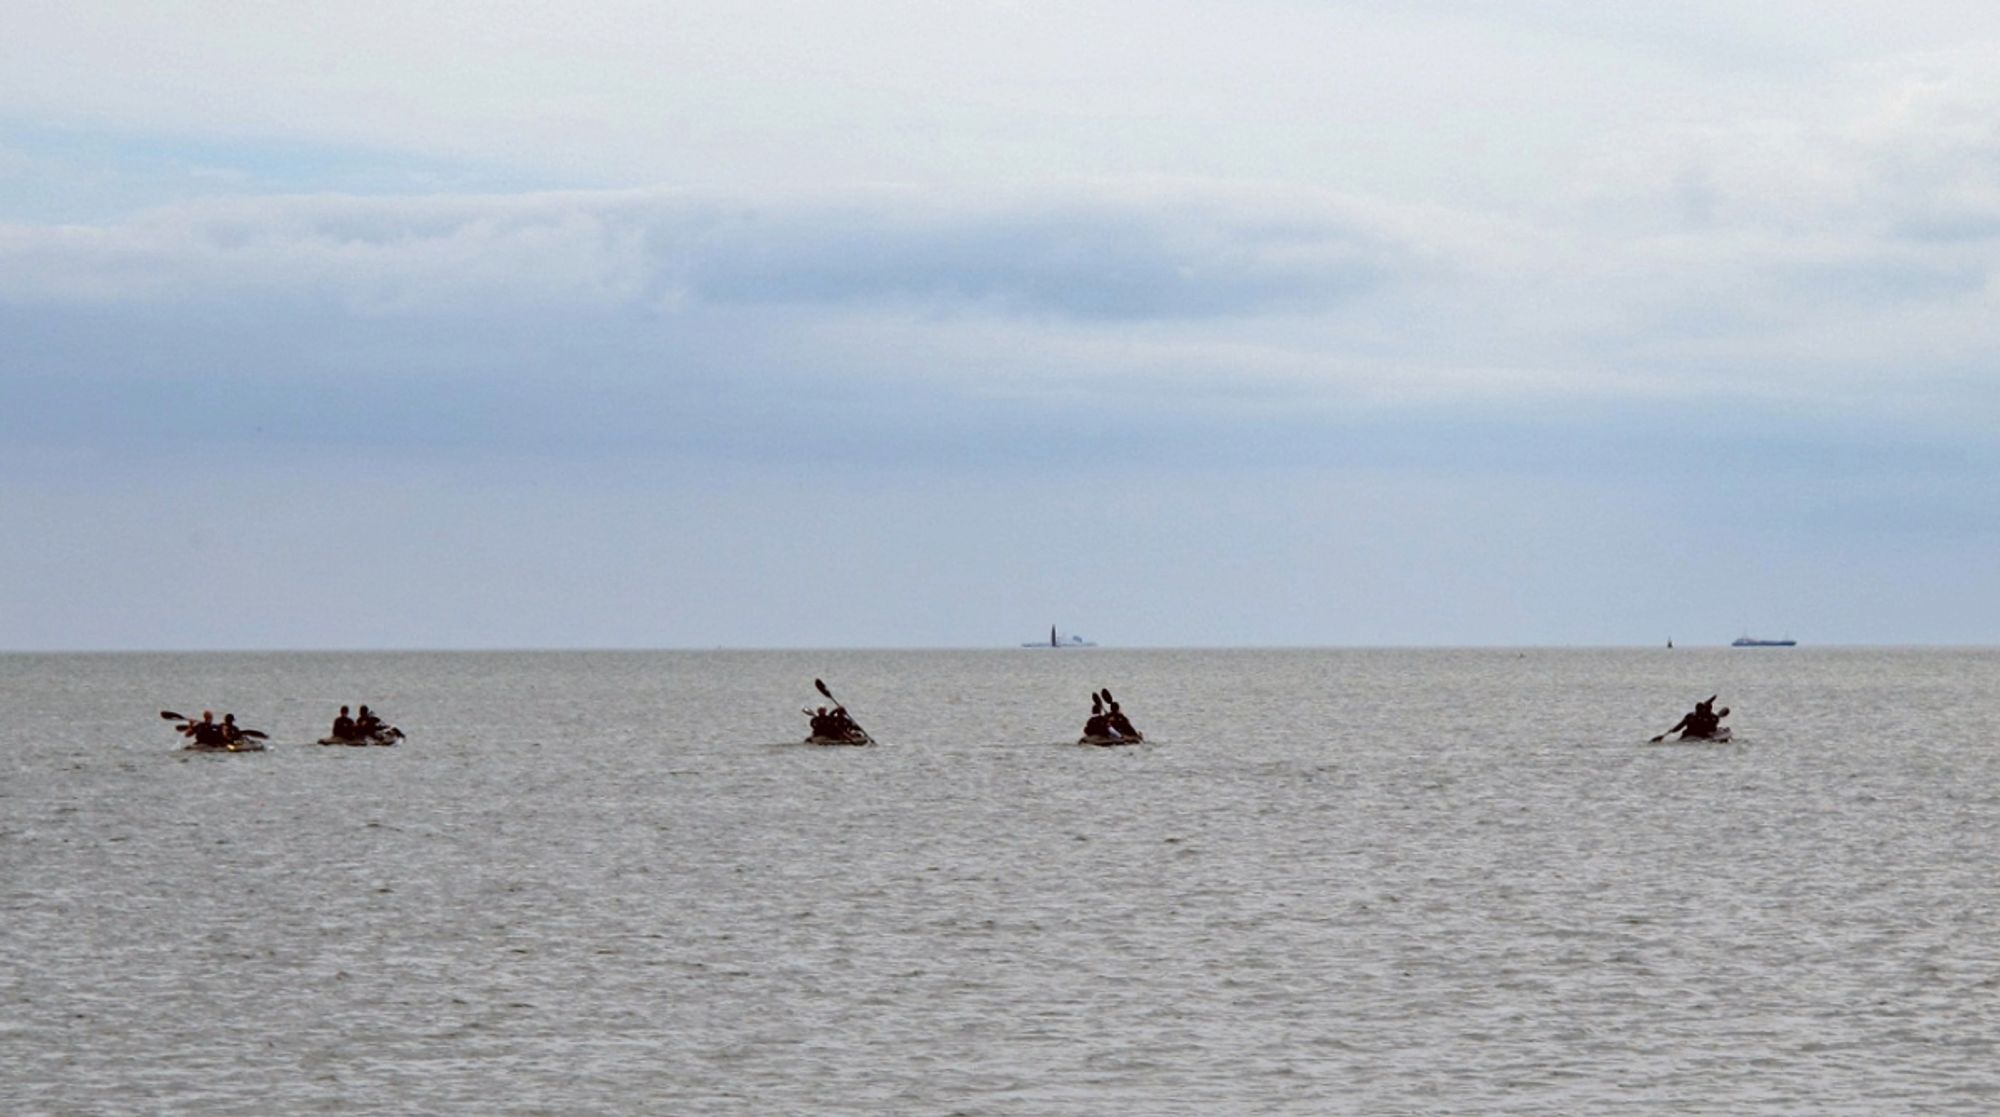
[1731,636,1797,647]
[1024,625,1096,648]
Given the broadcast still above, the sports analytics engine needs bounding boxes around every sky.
[5,1,2000,649]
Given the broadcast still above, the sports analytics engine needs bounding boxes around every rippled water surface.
[4,648,1998,1114]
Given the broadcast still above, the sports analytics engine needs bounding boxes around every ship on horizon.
[1024,625,1096,648]
[1731,635,1798,647]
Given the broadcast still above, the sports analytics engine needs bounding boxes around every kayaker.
[1652,696,1728,742]
[330,705,357,741]
[826,707,858,737]
[1104,700,1143,742]
[220,713,243,746]
[1083,694,1114,740]
[188,711,227,747]
[356,705,383,736]
[808,706,832,737]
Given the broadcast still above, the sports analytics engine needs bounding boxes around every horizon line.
[10,641,1996,655]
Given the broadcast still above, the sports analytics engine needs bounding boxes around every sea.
[2,647,1996,1115]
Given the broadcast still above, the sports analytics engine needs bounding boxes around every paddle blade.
[1100,689,1115,706]
[815,678,833,700]
[160,710,187,721]
[239,729,269,740]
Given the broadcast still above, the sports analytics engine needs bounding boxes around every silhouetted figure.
[331,705,357,741]
[189,711,226,747]
[1104,701,1143,743]
[1653,696,1730,742]
[806,704,866,742]
[1082,693,1115,740]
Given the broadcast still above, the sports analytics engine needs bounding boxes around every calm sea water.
[3,648,1997,1114]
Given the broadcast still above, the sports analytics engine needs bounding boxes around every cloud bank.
[7,4,2000,647]
[1,185,1407,319]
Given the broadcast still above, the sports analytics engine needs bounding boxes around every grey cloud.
[676,199,1399,320]
[1767,254,1989,304]
[1894,211,2000,243]
[0,187,1409,322]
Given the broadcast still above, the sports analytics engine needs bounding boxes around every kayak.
[317,732,401,747]
[804,732,873,746]
[1655,727,1734,744]
[182,740,266,753]
[1078,734,1143,747]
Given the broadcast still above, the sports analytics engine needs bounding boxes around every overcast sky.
[6,1,2000,649]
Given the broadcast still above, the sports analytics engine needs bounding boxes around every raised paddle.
[161,711,203,738]
[815,678,862,719]
[812,678,873,743]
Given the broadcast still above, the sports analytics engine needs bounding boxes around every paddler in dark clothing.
[356,705,383,736]
[188,711,227,747]
[826,707,859,738]
[220,713,243,746]
[1082,694,1113,740]
[807,705,863,741]
[1104,701,1143,742]
[1652,695,1728,742]
[330,705,358,741]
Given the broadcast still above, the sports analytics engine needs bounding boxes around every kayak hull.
[805,733,873,746]
[317,733,400,746]
[1078,735,1143,747]
[1655,727,1734,744]
[182,741,265,753]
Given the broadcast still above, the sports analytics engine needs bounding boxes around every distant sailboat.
[1023,625,1096,648]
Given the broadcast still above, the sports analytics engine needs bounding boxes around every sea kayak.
[317,731,401,747]
[182,740,266,753]
[804,731,873,746]
[1655,727,1734,744]
[1078,734,1143,747]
